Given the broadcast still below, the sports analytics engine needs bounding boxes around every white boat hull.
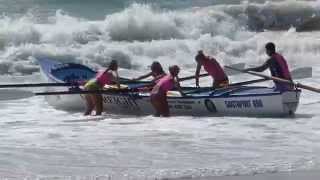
[43,88,300,116]
[39,58,301,117]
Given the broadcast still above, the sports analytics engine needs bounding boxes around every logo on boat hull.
[102,95,140,110]
[205,99,217,113]
[224,99,264,109]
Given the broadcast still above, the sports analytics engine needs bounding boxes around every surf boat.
[38,58,301,117]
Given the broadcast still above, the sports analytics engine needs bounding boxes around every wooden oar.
[0,86,142,100]
[186,66,313,94]
[185,79,268,95]
[225,65,320,93]
[0,82,78,88]
[291,67,312,79]
[35,88,135,96]
[225,66,312,87]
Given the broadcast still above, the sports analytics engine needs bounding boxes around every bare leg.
[151,100,161,117]
[159,96,170,117]
[84,94,94,115]
[95,94,103,116]
[151,95,161,117]
[161,97,170,117]
[151,93,170,117]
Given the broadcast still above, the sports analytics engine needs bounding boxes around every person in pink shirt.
[195,50,229,88]
[244,42,293,91]
[83,60,120,116]
[150,65,185,117]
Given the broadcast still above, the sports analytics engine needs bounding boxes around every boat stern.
[281,90,301,115]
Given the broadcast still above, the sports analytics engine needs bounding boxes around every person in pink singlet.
[244,42,293,91]
[195,50,229,88]
[83,60,120,116]
[150,65,185,117]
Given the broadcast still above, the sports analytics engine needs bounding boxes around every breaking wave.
[0,1,320,75]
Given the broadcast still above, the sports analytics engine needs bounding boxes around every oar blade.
[224,63,245,75]
[291,67,312,79]
[0,89,34,101]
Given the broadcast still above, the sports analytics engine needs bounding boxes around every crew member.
[150,65,185,117]
[84,60,120,115]
[244,42,293,91]
[195,50,229,88]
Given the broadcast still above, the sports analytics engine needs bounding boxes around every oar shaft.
[225,66,320,93]
[35,88,136,96]
[225,66,293,84]
[0,82,76,88]
[229,78,268,87]
[185,78,269,95]
[179,73,209,81]
[297,83,320,93]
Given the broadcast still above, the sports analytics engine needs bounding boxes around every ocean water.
[1,0,320,179]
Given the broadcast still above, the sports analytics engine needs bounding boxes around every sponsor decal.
[225,99,263,109]
[103,95,140,110]
[177,101,195,105]
[168,100,193,110]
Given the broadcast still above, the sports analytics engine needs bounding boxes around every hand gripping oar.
[180,63,245,82]
[225,66,320,93]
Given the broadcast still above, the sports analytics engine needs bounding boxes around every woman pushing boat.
[150,65,185,117]
[195,50,229,88]
[244,42,293,91]
[83,60,120,116]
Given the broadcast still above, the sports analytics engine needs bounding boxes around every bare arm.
[246,60,271,72]
[195,62,201,87]
[175,76,185,96]
[114,71,121,89]
[151,73,166,83]
[132,72,152,81]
